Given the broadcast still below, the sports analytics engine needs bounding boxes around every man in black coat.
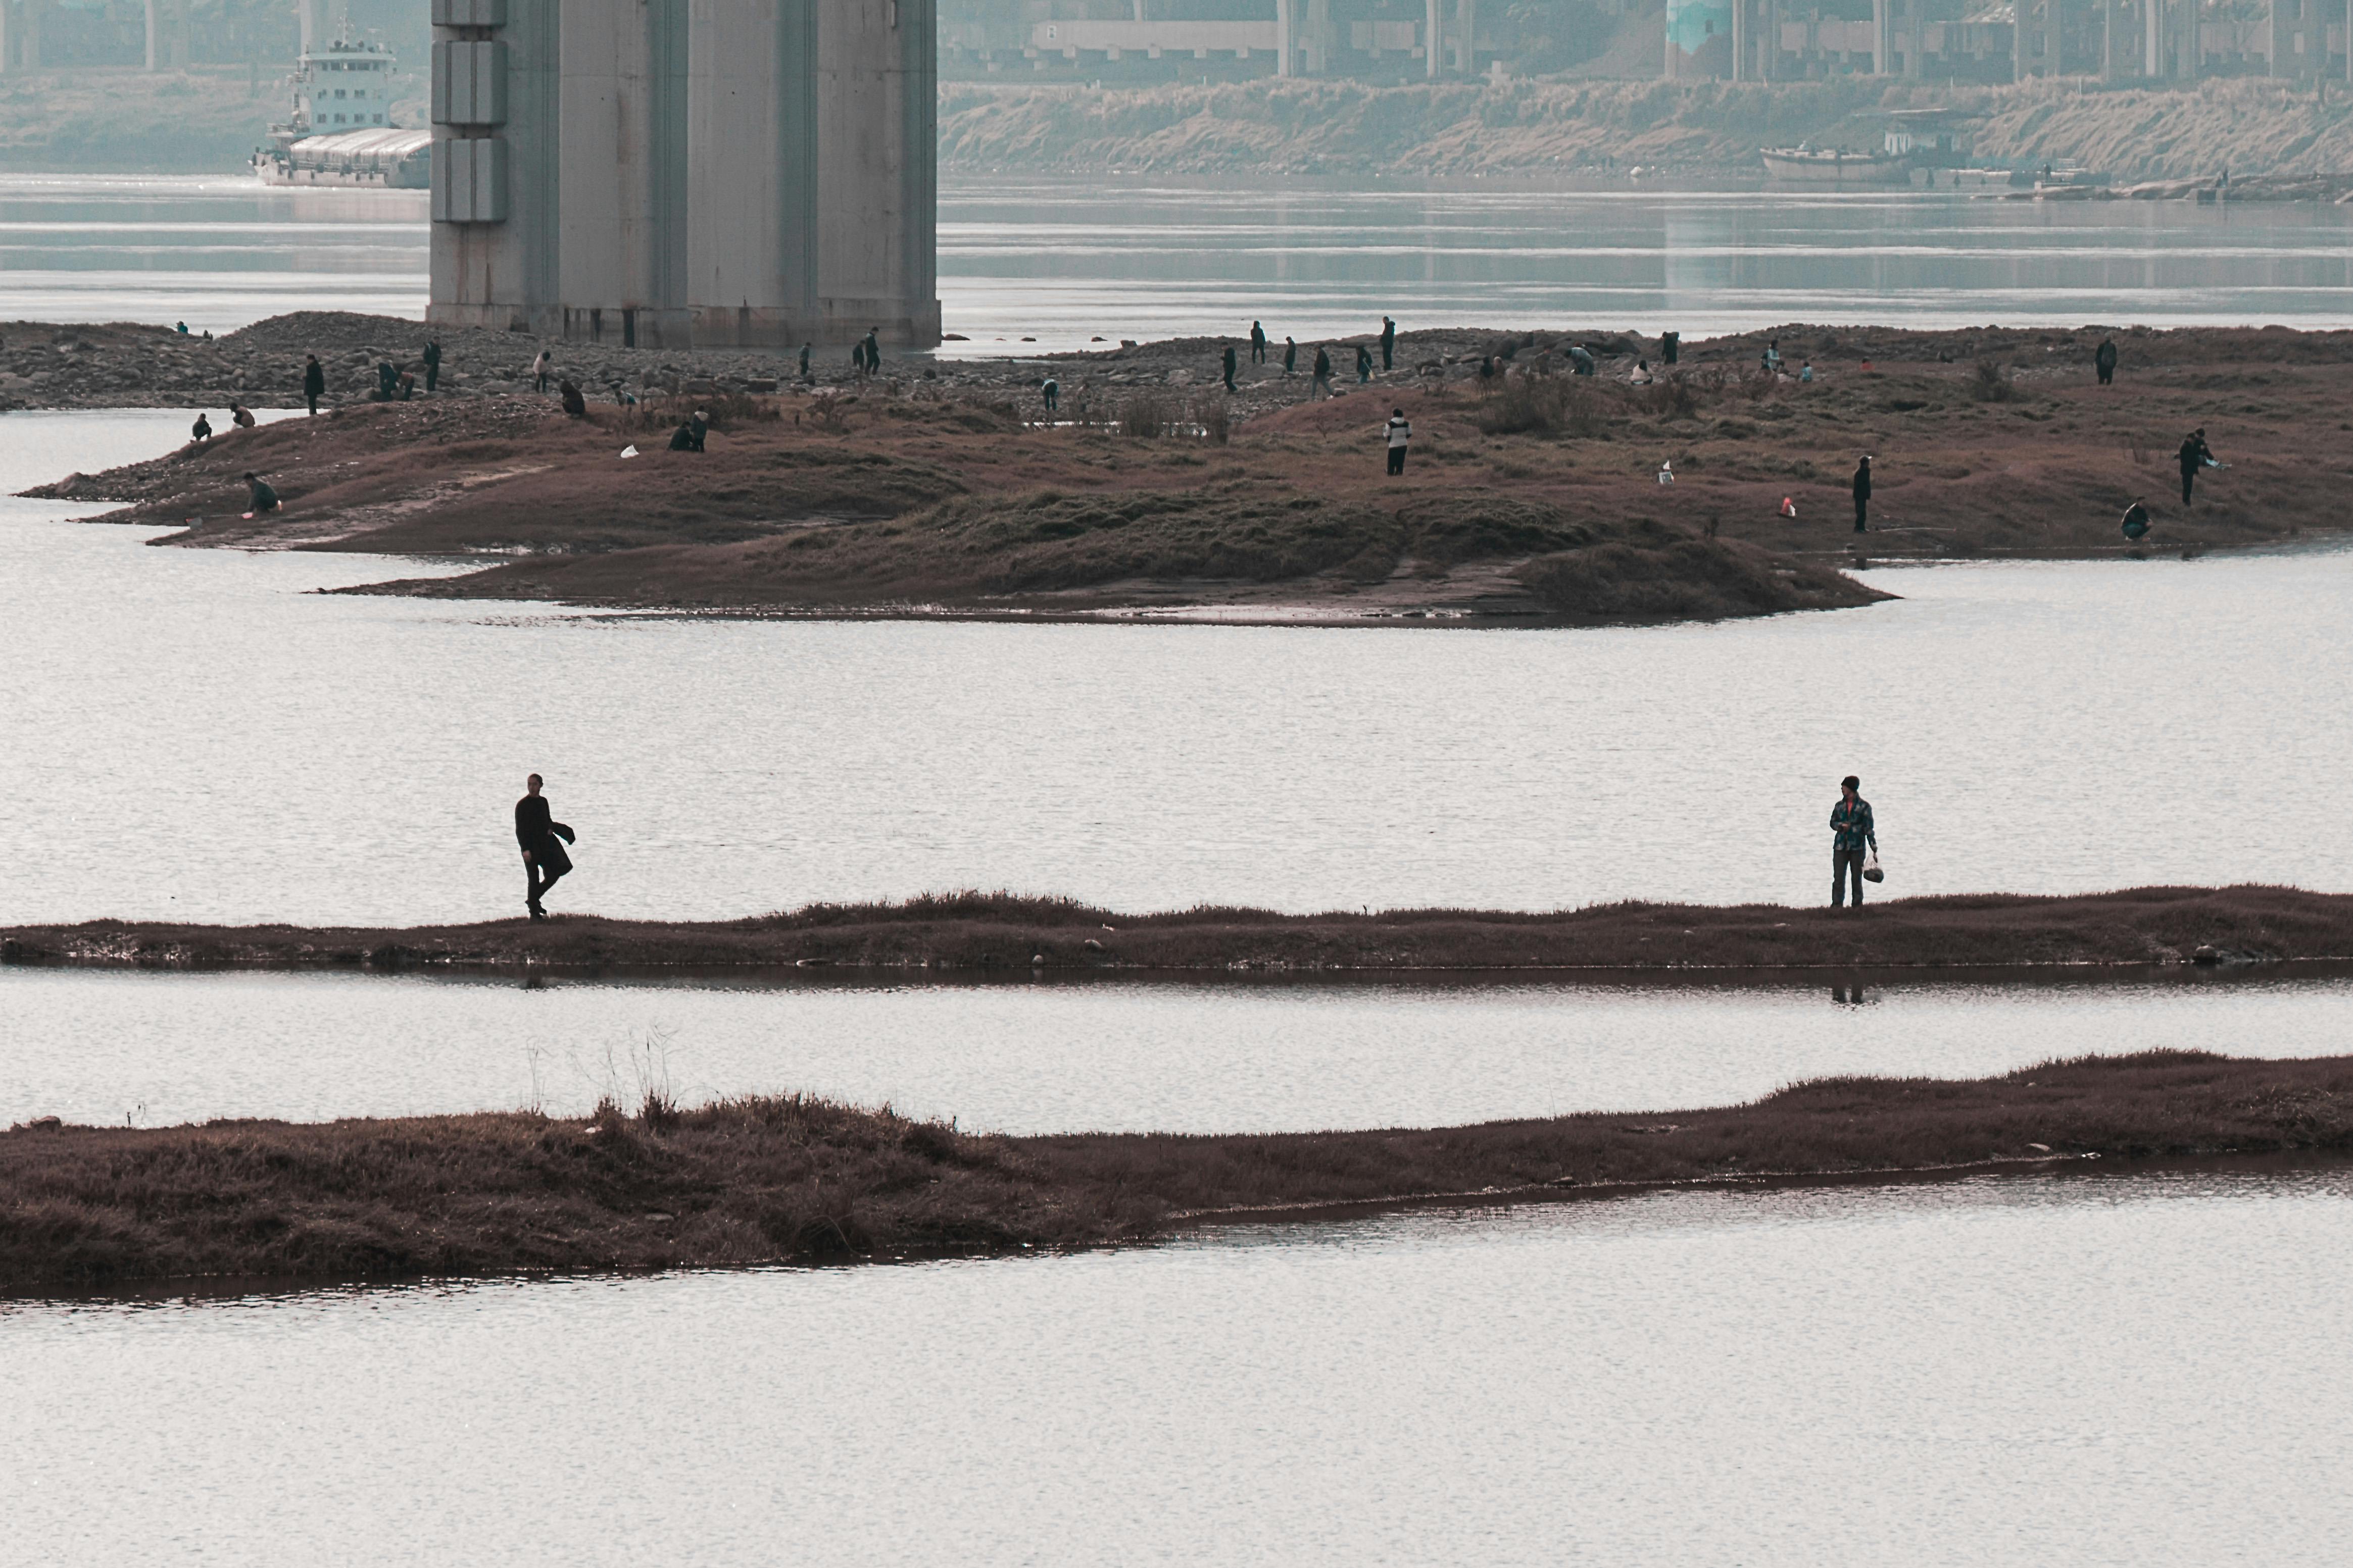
[2094,337,2117,386]
[1379,315,1396,371]
[2178,428,2215,506]
[1852,455,1872,533]
[303,354,325,416]
[515,773,575,920]
[422,339,442,392]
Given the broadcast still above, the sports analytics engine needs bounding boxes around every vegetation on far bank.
[941,75,2353,182]
[6,1049,2347,1295]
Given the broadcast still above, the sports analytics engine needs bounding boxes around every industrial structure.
[0,1,414,72]
[940,0,2353,84]
[425,0,940,351]
[1665,0,2339,81]
[0,1,2337,86]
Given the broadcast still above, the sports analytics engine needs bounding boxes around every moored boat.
[1761,144,1909,185]
[251,33,427,189]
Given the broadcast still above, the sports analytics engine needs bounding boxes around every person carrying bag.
[1830,775,1878,907]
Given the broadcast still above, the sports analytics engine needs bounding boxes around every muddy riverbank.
[23,317,2349,624]
[6,1049,2346,1295]
[5,885,2344,978]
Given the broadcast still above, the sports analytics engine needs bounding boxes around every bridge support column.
[431,0,937,351]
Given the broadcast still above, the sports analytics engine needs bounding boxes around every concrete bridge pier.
[429,0,939,353]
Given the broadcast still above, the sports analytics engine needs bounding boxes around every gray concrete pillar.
[1306,0,1330,73]
[1427,0,1440,75]
[430,0,564,337]
[1732,0,1746,79]
[433,0,934,352]
[1276,0,1293,76]
[1872,0,1888,71]
[298,0,320,56]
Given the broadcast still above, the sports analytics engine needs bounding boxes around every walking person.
[515,773,576,921]
[2094,337,2117,386]
[422,338,442,393]
[531,348,552,394]
[1355,343,1373,384]
[1385,407,1410,475]
[1284,336,1297,376]
[1852,454,1872,533]
[799,342,811,380]
[1311,344,1332,399]
[302,353,325,416]
[862,327,882,375]
[2178,428,2216,507]
[1250,321,1267,365]
[1830,775,1877,909]
[1379,315,1396,372]
[1222,342,1237,393]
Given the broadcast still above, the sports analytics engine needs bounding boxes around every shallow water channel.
[4,964,2346,1133]
[7,1167,2348,1565]
[8,411,2353,926]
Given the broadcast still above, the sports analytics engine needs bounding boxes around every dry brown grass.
[8,884,2345,979]
[6,1050,2347,1295]
[35,322,2353,619]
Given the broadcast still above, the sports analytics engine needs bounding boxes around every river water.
[6,172,2353,351]
[6,411,2352,925]
[7,1167,2348,1565]
[3,963,2346,1133]
[7,176,2351,1558]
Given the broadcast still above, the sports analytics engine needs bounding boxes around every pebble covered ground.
[0,310,1670,424]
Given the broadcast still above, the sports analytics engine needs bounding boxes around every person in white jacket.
[1385,409,1411,475]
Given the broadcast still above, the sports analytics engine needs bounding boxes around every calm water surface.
[8,1169,2348,1565]
[5,411,2353,924]
[6,173,2353,350]
[4,964,2346,1132]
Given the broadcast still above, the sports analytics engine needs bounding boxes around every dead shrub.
[1969,358,2018,403]
[1472,375,1607,437]
[621,391,782,432]
[1117,392,1174,438]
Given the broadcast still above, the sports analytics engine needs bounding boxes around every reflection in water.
[6,175,2353,350]
[7,1169,2349,1565]
[5,963,2348,1133]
